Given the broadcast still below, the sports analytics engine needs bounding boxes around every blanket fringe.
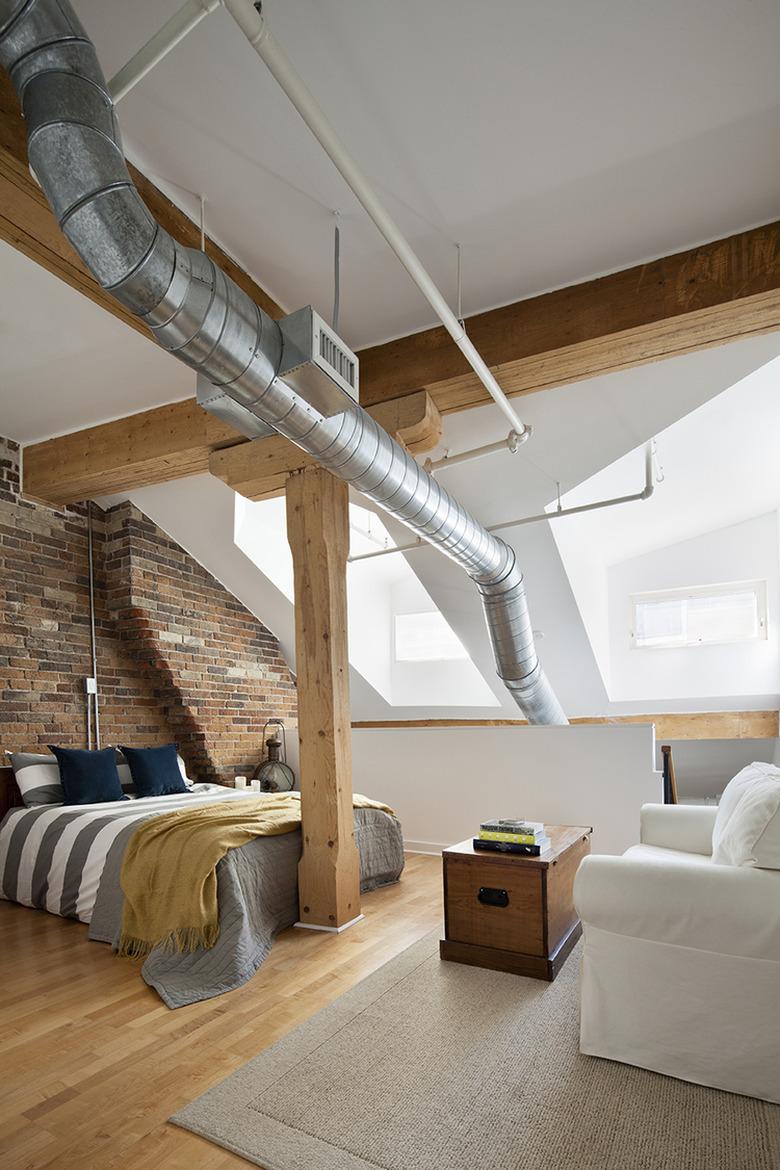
[116,924,220,961]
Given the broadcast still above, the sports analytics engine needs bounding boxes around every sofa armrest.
[640,803,717,854]
[574,853,780,962]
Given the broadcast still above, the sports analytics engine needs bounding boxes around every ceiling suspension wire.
[332,212,341,332]
[149,172,209,249]
[199,193,206,252]
[456,242,464,330]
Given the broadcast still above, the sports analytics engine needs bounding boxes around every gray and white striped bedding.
[0,785,405,1007]
[0,784,240,920]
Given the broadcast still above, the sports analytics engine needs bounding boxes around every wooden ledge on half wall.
[351,711,780,741]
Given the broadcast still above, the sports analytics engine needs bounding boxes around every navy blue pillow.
[48,745,127,805]
[119,744,189,798]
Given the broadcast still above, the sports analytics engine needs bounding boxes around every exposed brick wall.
[103,502,297,783]
[0,435,297,782]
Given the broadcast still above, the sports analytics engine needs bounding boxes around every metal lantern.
[254,719,295,793]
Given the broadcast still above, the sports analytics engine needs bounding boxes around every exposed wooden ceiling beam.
[23,390,441,506]
[22,400,237,504]
[358,221,780,414]
[352,711,780,741]
[210,391,441,501]
[0,73,281,337]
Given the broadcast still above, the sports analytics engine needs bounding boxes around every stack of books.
[473,819,550,856]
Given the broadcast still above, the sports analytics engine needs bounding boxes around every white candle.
[234,775,248,790]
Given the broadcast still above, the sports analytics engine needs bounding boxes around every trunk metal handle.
[478,886,509,908]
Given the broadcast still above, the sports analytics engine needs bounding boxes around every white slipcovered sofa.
[574,762,780,1102]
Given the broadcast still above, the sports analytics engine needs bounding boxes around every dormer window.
[631,581,767,649]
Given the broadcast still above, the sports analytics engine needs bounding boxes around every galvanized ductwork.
[0,0,567,724]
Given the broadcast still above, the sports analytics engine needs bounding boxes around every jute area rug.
[172,931,779,1170]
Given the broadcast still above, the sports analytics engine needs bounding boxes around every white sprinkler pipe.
[108,0,222,103]
[349,442,656,563]
[224,0,530,441]
[423,431,525,475]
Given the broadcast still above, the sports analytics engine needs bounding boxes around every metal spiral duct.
[0,0,567,724]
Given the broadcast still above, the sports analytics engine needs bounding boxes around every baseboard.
[293,913,364,933]
[404,840,446,855]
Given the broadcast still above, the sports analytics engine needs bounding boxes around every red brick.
[0,436,297,784]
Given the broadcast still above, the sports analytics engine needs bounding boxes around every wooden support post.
[286,465,361,930]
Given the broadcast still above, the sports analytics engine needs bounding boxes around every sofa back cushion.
[712,762,780,869]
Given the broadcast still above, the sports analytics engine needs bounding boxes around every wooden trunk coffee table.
[439,825,592,981]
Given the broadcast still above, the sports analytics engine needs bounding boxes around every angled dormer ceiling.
[121,329,780,719]
[553,350,780,707]
[0,241,193,443]
[553,355,780,567]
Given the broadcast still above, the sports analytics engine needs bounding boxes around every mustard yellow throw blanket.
[117,792,395,959]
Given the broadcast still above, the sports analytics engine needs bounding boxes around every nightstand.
[440,825,592,981]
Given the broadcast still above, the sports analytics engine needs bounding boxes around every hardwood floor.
[0,853,442,1169]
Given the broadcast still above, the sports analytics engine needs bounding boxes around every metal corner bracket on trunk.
[0,0,567,724]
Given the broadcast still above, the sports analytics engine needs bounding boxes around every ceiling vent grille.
[319,328,356,390]
[278,306,359,416]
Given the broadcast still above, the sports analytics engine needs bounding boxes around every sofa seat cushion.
[624,843,713,867]
[575,852,780,961]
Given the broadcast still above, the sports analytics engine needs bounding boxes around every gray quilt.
[91,807,404,1008]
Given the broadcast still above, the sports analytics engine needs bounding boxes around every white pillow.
[712,762,780,868]
[177,754,194,787]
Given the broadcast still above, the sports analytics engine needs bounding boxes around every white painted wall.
[608,512,779,701]
[352,725,662,856]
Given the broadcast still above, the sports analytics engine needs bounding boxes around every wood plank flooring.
[0,853,442,1169]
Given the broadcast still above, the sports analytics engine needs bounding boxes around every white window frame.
[393,610,469,663]
[630,579,768,650]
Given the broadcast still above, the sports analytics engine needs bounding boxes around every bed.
[0,768,404,1007]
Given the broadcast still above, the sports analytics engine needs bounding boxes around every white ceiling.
[72,0,780,350]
